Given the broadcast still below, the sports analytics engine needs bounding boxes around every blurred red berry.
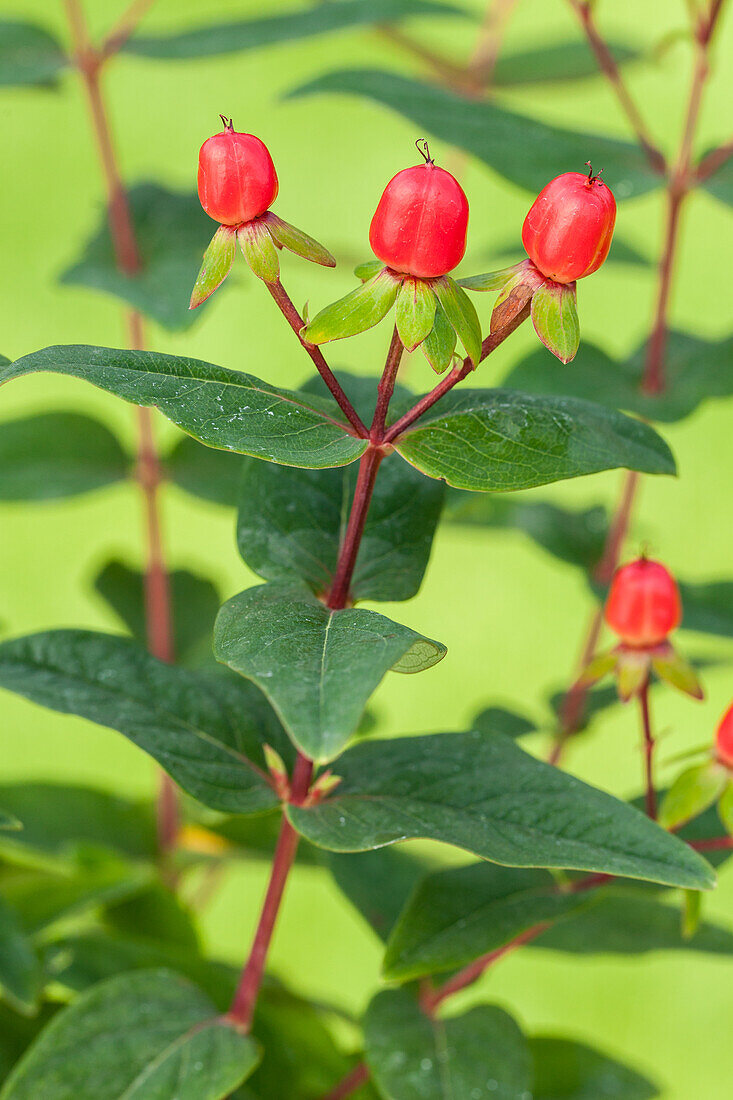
[605,558,681,648]
[198,118,278,226]
[521,167,616,284]
[716,703,733,769]
[369,140,468,279]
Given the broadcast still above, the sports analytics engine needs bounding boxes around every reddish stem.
[327,448,384,610]
[690,836,733,852]
[372,327,404,440]
[266,280,368,438]
[228,752,313,1030]
[639,681,657,819]
[696,138,733,181]
[643,186,685,394]
[101,0,156,58]
[322,1062,370,1100]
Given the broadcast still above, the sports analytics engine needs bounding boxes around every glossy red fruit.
[522,166,616,284]
[605,558,681,648]
[198,118,278,226]
[716,703,733,769]
[369,141,468,279]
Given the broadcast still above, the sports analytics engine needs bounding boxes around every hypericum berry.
[521,164,616,284]
[605,557,681,648]
[716,703,733,769]
[197,116,278,226]
[369,139,468,279]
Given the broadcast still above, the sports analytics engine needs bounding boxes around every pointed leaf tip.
[189,224,237,309]
[531,279,580,363]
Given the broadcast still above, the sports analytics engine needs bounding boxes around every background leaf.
[529,1036,659,1100]
[324,847,435,941]
[0,899,41,1015]
[165,434,244,507]
[492,39,641,86]
[288,732,715,887]
[0,413,128,501]
[0,22,66,87]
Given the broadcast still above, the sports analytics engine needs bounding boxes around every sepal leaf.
[652,647,704,699]
[531,279,580,363]
[263,212,336,267]
[302,268,400,343]
[189,224,237,309]
[490,260,544,332]
[577,650,617,687]
[421,300,457,373]
[433,274,482,366]
[458,263,525,292]
[237,219,280,283]
[658,762,728,831]
[354,260,384,282]
[395,277,437,351]
[718,781,733,835]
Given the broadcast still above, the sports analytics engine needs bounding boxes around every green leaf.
[0,631,291,815]
[679,580,733,639]
[700,152,733,209]
[122,1,466,59]
[302,269,399,344]
[324,847,434,940]
[354,260,385,282]
[682,887,702,939]
[394,388,676,491]
[94,560,221,666]
[0,970,260,1099]
[365,992,531,1100]
[395,279,437,352]
[719,782,733,836]
[658,762,728,830]
[505,331,733,424]
[0,21,66,87]
[165,434,244,506]
[383,863,585,980]
[433,276,482,366]
[288,732,715,888]
[214,582,446,762]
[289,70,660,200]
[1,346,367,470]
[0,811,21,832]
[189,225,237,309]
[529,1036,659,1100]
[458,264,522,292]
[237,220,280,284]
[651,648,704,699]
[0,1005,58,1089]
[531,280,580,364]
[444,493,609,572]
[263,212,336,268]
[61,185,218,332]
[472,705,537,739]
[421,301,457,373]
[492,39,641,87]
[0,413,128,500]
[236,452,444,602]
[533,888,733,956]
[0,898,41,1015]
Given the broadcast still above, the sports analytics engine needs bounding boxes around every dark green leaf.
[0,22,66,87]
[531,280,579,364]
[421,301,457,373]
[264,213,336,268]
[189,225,236,309]
[236,452,444,602]
[105,885,200,953]
[165,434,244,506]
[0,970,260,1099]
[533,888,733,956]
[394,388,675,491]
[548,682,619,733]
[472,705,537,739]
[288,732,715,888]
[289,70,660,200]
[94,560,221,666]
[383,863,584,980]
[444,493,609,571]
[324,847,434,940]
[61,185,218,331]
[0,812,21,832]
[302,269,399,343]
[529,1036,659,1100]
[0,413,128,500]
[1,346,367,470]
[0,631,290,815]
[214,582,446,762]
[122,1,466,59]
[493,39,640,86]
[365,992,531,1100]
[0,899,41,1015]
[505,331,733,424]
[395,278,437,352]
[700,153,733,209]
[679,580,733,639]
[433,276,482,366]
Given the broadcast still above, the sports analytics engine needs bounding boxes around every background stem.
[639,681,657,819]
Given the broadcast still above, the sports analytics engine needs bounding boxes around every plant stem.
[696,137,733,181]
[690,835,733,852]
[322,1062,370,1100]
[228,752,313,1030]
[639,680,657,819]
[327,449,384,610]
[102,0,156,57]
[64,0,177,856]
[372,327,404,439]
[265,280,368,438]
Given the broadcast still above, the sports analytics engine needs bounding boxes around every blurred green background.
[1,1,732,1096]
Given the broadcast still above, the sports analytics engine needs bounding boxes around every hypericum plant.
[0,2,732,1099]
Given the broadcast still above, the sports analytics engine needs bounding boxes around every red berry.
[521,167,616,284]
[604,558,681,648]
[197,119,278,226]
[369,141,468,279]
[716,703,733,769]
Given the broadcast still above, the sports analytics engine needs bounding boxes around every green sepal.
[531,279,580,364]
[616,649,651,702]
[577,650,617,687]
[433,274,482,367]
[395,277,437,351]
[237,219,280,283]
[354,260,384,282]
[719,781,733,835]
[658,761,729,830]
[421,301,457,374]
[490,260,544,333]
[458,262,525,293]
[652,647,705,699]
[262,211,336,267]
[302,268,400,344]
[682,888,702,939]
[189,224,237,309]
